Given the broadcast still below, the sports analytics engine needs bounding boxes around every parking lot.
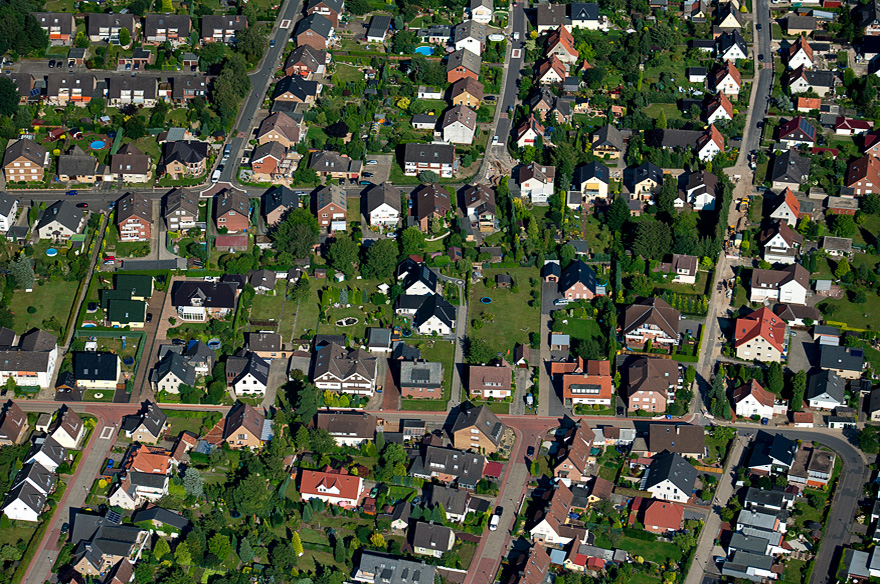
[362,154,393,185]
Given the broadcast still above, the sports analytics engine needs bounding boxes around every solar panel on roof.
[29,88,40,97]
[852,349,864,358]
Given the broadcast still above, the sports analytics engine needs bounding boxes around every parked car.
[65,190,77,196]
[366,160,378,165]
[146,313,153,323]
[553,298,570,306]
[172,338,186,346]
[269,39,275,47]
[485,95,496,102]
[76,203,88,208]
[363,172,374,177]
[489,515,500,531]
[48,60,55,68]
[526,446,534,457]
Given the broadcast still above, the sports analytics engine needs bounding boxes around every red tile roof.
[733,379,775,408]
[483,460,503,478]
[644,499,684,531]
[299,467,363,502]
[734,307,787,354]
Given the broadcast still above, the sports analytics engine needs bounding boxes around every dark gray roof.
[446,48,482,74]
[748,432,797,469]
[73,351,118,382]
[237,352,270,386]
[132,506,189,530]
[25,436,66,468]
[410,521,454,551]
[400,361,443,388]
[769,150,810,184]
[156,351,197,386]
[820,345,865,372]
[171,281,238,309]
[854,0,880,29]
[37,200,83,233]
[560,259,599,294]
[413,294,456,330]
[13,461,56,494]
[645,451,698,493]
[570,3,599,20]
[413,446,485,487]
[451,404,505,446]
[592,125,624,151]
[297,13,334,38]
[2,481,46,514]
[717,30,747,57]
[366,182,402,214]
[262,185,298,217]
[423,484,469,516]
[164,187,199,219]
[572,161,610,188]
[57,145,99,177]
[367,15,392,38]
[356,552,436,584]
[404,143,456,165]
[274,75,321,101]
[162,140,209,167]
[632,161,664,187]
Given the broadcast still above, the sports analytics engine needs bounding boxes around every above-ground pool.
[46,248,58,257]
[82,323,97,328]
[414,45,434,55]
[90,140,106,149]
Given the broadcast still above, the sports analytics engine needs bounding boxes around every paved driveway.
[787,329,816,374]
[363,154,393,185]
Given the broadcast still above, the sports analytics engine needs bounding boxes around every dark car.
[172,338,186,346]
[146,313,153,323]
[485,95,496,102]
[48,60,55,68]
[65,190,77,196]
[495,506,503,515]
[756,23,762,30]
[617,406,625,416]
[758,54,764,62]
[76,203,88,208]
[526,446,535,457]
[60,523,69,535]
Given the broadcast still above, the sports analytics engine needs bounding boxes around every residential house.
[441,105,477,145]
[571,161,610,203]
[109,144,151,183]
[734,380,785,419]
[413,294,456,336]
[201,14,246,43]
[257,112,304,148]
[760,220,803,264]
[412,183,452,229]
[160,141,208,180]
[788,67,835,97]
[223,402,266,450]
[366,15,391,42]
[644,451,698,503]
[231,352,270,396]
[630,497,684,534]
[312,342,377,395]
[663,254,700,284]
[591,125,625,159]
[749,263,810,304]
[11,462,56,497]
[411,522,455,558]
[131,506,190,538]
[778,116,818,147]
[0,329,59,390]
[553,423,596,482]
[364,183,402,227]
[107,76,158,106]
[153,352,196,395]
[45,72,98,106]
[717,30,748,60]
[73,352,120,390]
[787,15,817,34]
[24,436,67,472]
[446,49,482,83]
[306,0,343,27]
[715,2,743,29]
[462,183,496,232]
[696,124,725,162]
[518,162,556,204]
[50,407,84,449]
[630,161,664,201]
[353,553,436,584]
[214,189,250,233]
[559,260,604,300]
[273,74,322,103]
[69,515,148,576]
[410,446,486,490]
[108,470,170,510]
[515,115,546,149]
[712,61,742,97]
[470,0,494,23]
[283,44,329,78]
[769,188,802,226]
[36,200,84,242]
[468,364,511,399]
[821,236,853,257]
[536,3,569,33]
[570,2,601,29]
[170,280,239,321]
[623,297,681,348]
[262,185,299,226]
[163,188,198,231]
[31,12,75,45]
[789,446,835,488]
[450,77,484,108]
[403,143,457,179]
[546,26,579,63]
[313,184,346,231]
[121,401,167,443]
[0,401,28,446]
[115,192,152,243]
[250,142,286,180]
[706,92,734,124]
[171,76,208,103]
[143,14,191,46]
[854,0,880,35]
[87,13,137,43]
[530,482,580,545]
[57,145,104,184]
[625,357,679,413]
[246,331,284,359]
[773,303,822,327]
[835,117,874,136]
[454,20,487,55]
[300,467,364,508]
[3,138,49,183]
[536,55,567,84]
[451,404,506,453]
[819,345,865,379]
[642,424,705,458]
[770,149,810,190]
[846,155,880,196]
[295,13,334,50]
[806,369,845,409]
[1,481,46,522]
[398,361,443,399]
[735,307,788,362]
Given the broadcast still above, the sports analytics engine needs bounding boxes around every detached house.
[846,155,880,196]
[450,77,484,108]
[121,401,167,443]
[412,183,452,229]
[152,352,196,395]
[462,183,496,232]
[769,188,802,226]
[468,364,512,399]
[760,220,803,264]
[36,200,84,241]
[413,295,456,336]
[451,404,506,453]
[788,67,835,97]
[57,145,105,184]
[306,0,343,27]
[778,116,817,147]
[717,30,748,61]
[257,112,305,148]
[3,139,49,184]
[312,342,378,395]
[734,379,785,420]
[560,260,604,300]
[163,188,198,231]
[0,401,29,446]
[788,36,814,69]
[399,361,444,399]
[446,49,482,83]
[273,75,322,104]
[557,359,614,408]
[160,141,208,180]
[411,522,455,558]
[2,482,46,522]
[410,446,486,490]
[515,115,546,149]
[299,467,364,508]
[806,369,845,409]
[536,3,569,33]
[115,192,152,242]
[546,26,579,63]
[644,452,698,503]
[706,92,734,124]
[735,307,788,362]
[316,411,376,446]
[571,3,601,29]
[454,20,487,55]
[214,189,250,233]
[441,105,477,145]
[623,297,680,348]
[223,402,266,450]
[770,149,810,190]
[749,263,810,305]
[403,143,457,178]
[295,13,334,50]
[470,0,494,23]
[313,185,347,232]
[109,143,151,183]
[553,423,596,483]
[310,150,360,179]
[284,44,329,78]
[571,161,610,203]
[591,125,625,159]
[625,357,679,413]
[518,162,556,204]
[170,280,239,321]
[364,182,401,227]
[696,124,725,162]
[712,61,742,97]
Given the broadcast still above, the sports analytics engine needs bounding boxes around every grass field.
[334,63,363,83]
[468,267,540,359]
[606,535,682,564]
[643,103,683,122]
[250,285,286,321]
[552,317,602,342]
[83,389,115,402]
[9,281,78,334]
[654,270,710,296]
[291,281,322,339]
[781,559,810,584]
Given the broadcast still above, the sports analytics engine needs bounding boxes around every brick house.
[115,192,152,242]
[214,189,250,233]
[468,364,512,399]
[450,404,506,453]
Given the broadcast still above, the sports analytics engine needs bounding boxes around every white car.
[366,160,378,165]
[489,515,500,531]
[553,298,570,306]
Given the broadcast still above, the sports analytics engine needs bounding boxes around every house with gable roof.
[50,407,84,449]
[451,403,506,453]
[712,61,742,97]
[299,467,364,508]
[735,307,789,362]
[769,188,802,226]
[518,162,556,203]
[121,401,168,443]
[788,36,814,69]
[622,298,680,347]
[761,220,803,264]
[625,357,679,413]
[312,342,378,395]
[553,423,596,482]
[643,451,698,503]
[749,263,810,304]
[734,379,786,419]
[364,182,402,227]
[706,92,734,124]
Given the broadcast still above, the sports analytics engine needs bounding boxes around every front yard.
[401,339,454,411]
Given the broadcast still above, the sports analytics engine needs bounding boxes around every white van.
[489,515,500,531]
[211,169,221,183]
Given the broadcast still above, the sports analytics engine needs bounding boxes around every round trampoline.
[480,297,492,304]
[123,357,134,365]
[402,329,412,337]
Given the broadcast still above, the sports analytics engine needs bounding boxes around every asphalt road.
[219,0,301,184]
[743,0,773,158]
[494,2,527,145]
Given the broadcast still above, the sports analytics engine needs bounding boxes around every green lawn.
[609,536,682,564]
[643,103,683,121]
[250,285,286,321]
[290,279,322,339]
[468,267,540,359]
[83,389,115,402]
[552,317,602,342]
[654,270,710,296]
[781,559,810,584]
[9,281,78,334]
[631,575,663,584]
[335,63,363,84]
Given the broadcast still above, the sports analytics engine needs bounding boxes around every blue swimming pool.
[90,140,106,149]
[414,45,434,56]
